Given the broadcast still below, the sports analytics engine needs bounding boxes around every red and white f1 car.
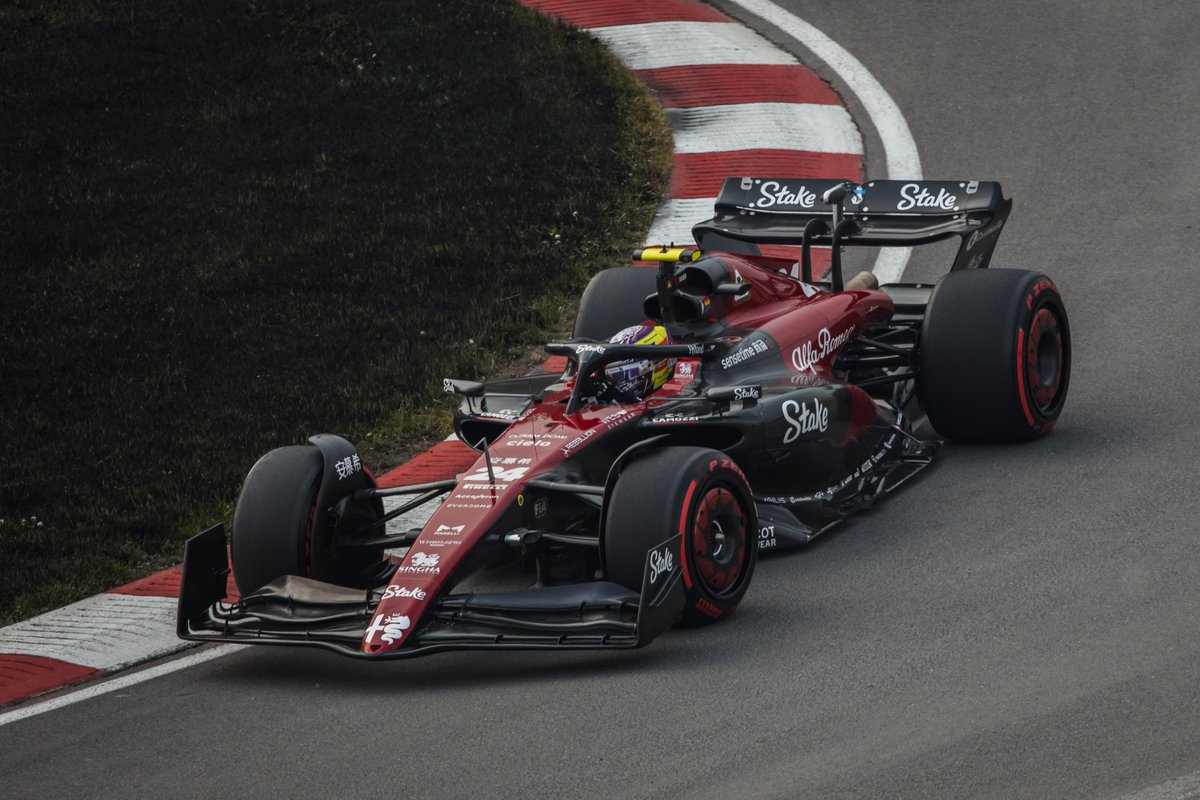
[178,177,1070,658]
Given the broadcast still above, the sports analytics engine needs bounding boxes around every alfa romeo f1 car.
[178,177,1071,658]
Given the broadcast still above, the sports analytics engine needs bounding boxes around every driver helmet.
[603,324,676,400]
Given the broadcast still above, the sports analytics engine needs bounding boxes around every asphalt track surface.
[5,3,1200,798]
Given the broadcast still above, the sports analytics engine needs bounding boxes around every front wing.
[176,525,685,658]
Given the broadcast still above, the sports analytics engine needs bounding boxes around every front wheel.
[918,268,1071,442]
[231,445,384,594]
[604,447,757,626]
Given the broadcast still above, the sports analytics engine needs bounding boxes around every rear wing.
[692,178,1012,286]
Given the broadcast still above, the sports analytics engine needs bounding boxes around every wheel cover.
[691,486,748,596]
[1026,306,1065,413]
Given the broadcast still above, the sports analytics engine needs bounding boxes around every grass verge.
[0,0,672,624]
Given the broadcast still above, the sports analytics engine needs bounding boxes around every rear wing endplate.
[692,177,1012,278]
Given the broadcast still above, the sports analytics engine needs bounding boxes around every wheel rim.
[691,485,748,596]
[1026,305,1065,414]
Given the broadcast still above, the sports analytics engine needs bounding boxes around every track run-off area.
[5,2,1200,799]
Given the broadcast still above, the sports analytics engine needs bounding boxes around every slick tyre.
[573,267,658,340]
[231,445,385,595]
[604,447,757,627]
[918,268,1070,442]
[231,445,323,595]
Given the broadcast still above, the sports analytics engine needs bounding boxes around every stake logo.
[782,398,830,443]
[649,546,675,584]
[754,181,816,209]
[382,585,427,601]
[896,183,956,211]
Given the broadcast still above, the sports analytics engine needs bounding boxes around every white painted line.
[722,0,922,283]
[590,21,798,70]
[0,644,246,728]
[667,102,861,155]
[1115,770,1200,800]
[0,594,187,670]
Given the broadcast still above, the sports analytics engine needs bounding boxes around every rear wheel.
[231,445,383,594]
[604,447,757,626]
[918,268,1070,442]
[573,267,658,340]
